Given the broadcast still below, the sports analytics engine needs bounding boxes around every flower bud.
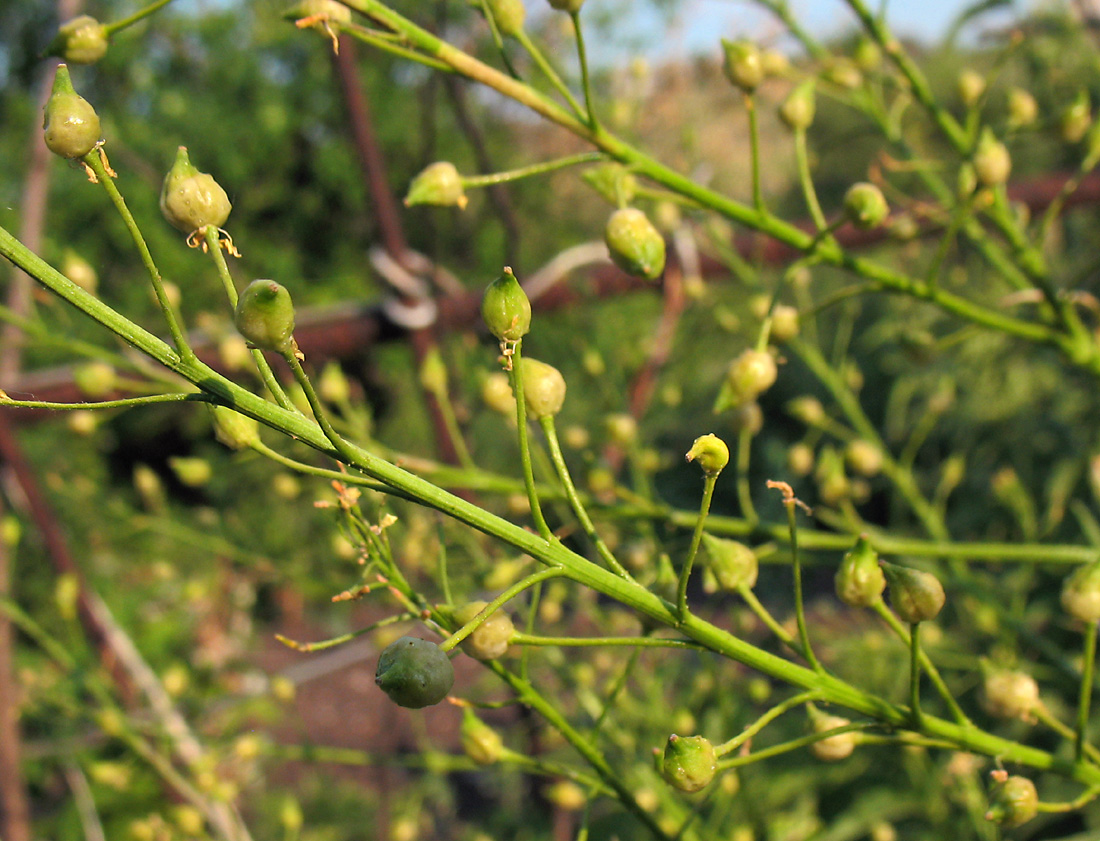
[520,357,566,419]
[604,208,666,280]
[43,65,101,160]
[727,349,777,402]
[461,709,504,764]
[1061,91,1092,144]
[985,775,1038,828]
[882,562,945,623]
[702,534,758,590]
[1061,560,1100,623]
[661,734,716,792]
[208,405,260,451]
[482,267,531,342]
[982,668,1039,721]
[957,70,985,107]
[835,535,885,607]
[485,0,525,37]
[374,636,454,708]
[722,40,764,93]
[159,146,232,234]
[973,130,1011,187]
[1007,87,1038,129]
[235,279,296,353]
[809,711,856,761]
[780,80,816,131]
[405,161,468,209]
[686,433,729,476]
[843,182,889,230]
[49,16,109,65]
[453,601,514,661]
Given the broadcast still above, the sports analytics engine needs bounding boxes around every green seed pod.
[49,15,109,65]
[686,433,729,476]
[957,163,978,199]
[160,146,232,234]
[1061,91,1092,144]
[604,208,666,280]
[973,130,1011,187]
[809,712,856,761]
[43,65,101,160]
[482,267,531,342]
[605,413,638,447]
[661,734,716,793]
[208,405,260,451]
[727,349,778,402]
[834,535,884,607]
[481,372,516,415]
[982,668,1039,721]
[74,361,116,398]
[769,305,800,343]
[61,249,98,293]
[722,40,764,93]
[582,163,637,206]
[404,161,467,209]
[824,58,862,90]
[957,69,986,107]
[453,601,515,661]
[485,0,525,37]
[168,456,212,488]
[780,80,816,131]
[374,636,454,708]
[845,439,883,477]
[235,279,296,353]
[787,442,814,476]
[760,49,790,77]
[1007,87,1038,129]
[1061,560,1100,623]
[461,709,504,764]
[843,182,889,230]
[419,346,448,394]
[547,0,584,11]
[853,38,881,72]
[882,561,945,623]
[985,775,1038,828]
[520,357,566,420]
[702,534,758,590]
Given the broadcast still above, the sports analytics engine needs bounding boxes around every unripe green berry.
[481,372,516,415]
[208,405,260,451]
[461,709,504,764]
[985,775,1038,828]
[686,434,729,476]
[727,349,778,402]
[853,38,881,72]
[702,534,758,590]
[780,80,816,130]
[73,361,116,399]
[982,668,1039,721]
[845,439,883,477]
[375,636,454,708]
[957,69,986,107]
[405,161,468,209]
[882,562,945,623]
[722,40,764,93]
[973,130,1011,187]
[769,305,800,343]
[661,734,716,793]
[1007,87,1038,129]
[43,66,101,160]
[235,279,296,353]
[809,713,856,761]
[160,146,232,234]
[49,15,109,64]
[1061,560,1100,623]
[520,357,566,419]
[453,601,515,661]
[482,267,531,342]
[485,0,525,37]
[1061,91,1092,144]
[843,182,889,230]
[835,535,885,607]
[604,208,666,280]
[583,163,637,206]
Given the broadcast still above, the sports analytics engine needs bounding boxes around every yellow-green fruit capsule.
[780,80,816,131]
[73,361,116,398]
[686,433,729,476]
[461,709,504,764]
[160,146,232,234]
[452,601,515,661]
[1007,87,1038,129]
[1061,91,1092,144]
[482,267,531,341]
[702,534,758,590]
[834,535,884,607]
[375,636,454,709]
[520,357,566,419]
[208,405,260,451]
[853,38,881,72]
[605,208,666,280]
[485,0,525,37]
[404,161,467,209]
[235,279,296,353]
[957,69,986,107]
[43,65,101,160]
[973,130,1011,187]
[982,669,1039,721]
[1061,560,1100,623]
[809,713,856,761]
[882,561,945,623]
[727,349,778,402]
[985,775,1038,828]
[50,15,109,65]
[661,734,716,793]
[722,40,764,93]
[843,182,889,229]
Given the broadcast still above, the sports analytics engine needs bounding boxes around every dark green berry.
[375,636,454,709]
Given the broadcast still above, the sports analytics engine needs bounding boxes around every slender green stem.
[746,93,764,212]
[0,392,207,411]
[508,341,552,541]
[440,566,565,652]
[1077,620,1098,762]
[510,633,700,649]
[276,614,410,652]
[513,29,585,121]
[425,380,475,470]
[340,21,454,70]
[284,348,366,469]
[1036,784,1100,813]
[715,690,820,755]
[462,151,604,187]
[677,474,718,621]
[717,721,875,770]
[84,153,193,363]
[909,621,922,729]
[736,428,757,525]
[779,495,821,672]
[1035,703,1100,765]
[250,440,391,494]
[737,583,802,658]
[204,226,295,412]
[540,416,630,578]
[570,11,597,130]
[103,0,175,35]
[794,129,828,233]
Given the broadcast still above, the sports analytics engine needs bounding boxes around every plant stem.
[794,129,828,233]
[1078,620,1098,762]
[715,690,820,755]
[440,566,564,652]
[507,341,552,541]
[781,496,822,672]
[677,474,718,621]
[571,11,598,130]
[0,392,207,411]
[510,633,700,649]
[736,427,757,526]
[736,583,803,658]
[513,29,585,121]
[103,0,175,35]
[462,151,604,187]
[746,92,764,212]
[909,621,922,729]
